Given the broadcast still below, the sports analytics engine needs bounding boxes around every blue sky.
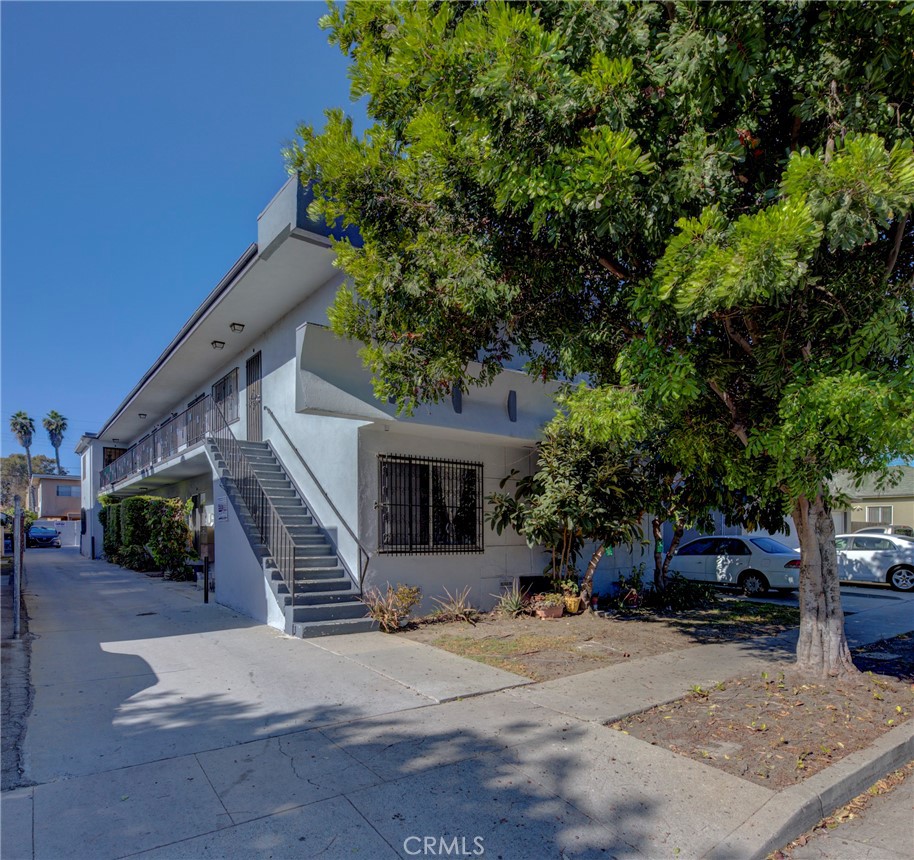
[1,1,365,472]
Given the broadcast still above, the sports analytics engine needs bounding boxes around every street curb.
[704,719,914,860]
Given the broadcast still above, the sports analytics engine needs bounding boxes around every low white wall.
[212,478,286,630]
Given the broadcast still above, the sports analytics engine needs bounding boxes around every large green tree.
[289,1,914,676]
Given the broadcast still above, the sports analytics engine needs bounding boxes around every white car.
[854,525,914,538]
[669,535,801,596]
[835,533,914,591]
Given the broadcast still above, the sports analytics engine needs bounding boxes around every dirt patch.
[399,598,800,682]
[609,634,914,790]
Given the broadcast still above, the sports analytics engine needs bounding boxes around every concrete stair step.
[295,577,354,592]
[291,601,368,623]
[292,617,377,638]
[296,557,337,570]
[294,589,359,605]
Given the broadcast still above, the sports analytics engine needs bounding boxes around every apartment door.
[246,352,263,442]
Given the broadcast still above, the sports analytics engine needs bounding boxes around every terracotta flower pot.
[535,604,564,619]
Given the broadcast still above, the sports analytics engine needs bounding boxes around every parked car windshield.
[29,527,57,536]
[748,537,794,554]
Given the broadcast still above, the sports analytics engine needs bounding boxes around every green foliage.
[119,544,155,572]
[430,586,480,625]
[144,498,194,580]
[360,583,422,632]
[292,0,914,506]
[2,506,38,531]
[120,496,155,548]
[100,496,193,577]
[487,426,644,578]
[103,502,121,561]
[42,411,68,474]
[493,582,529,618]
[9,412,35,450]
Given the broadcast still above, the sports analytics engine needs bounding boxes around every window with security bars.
[378,454,484,554]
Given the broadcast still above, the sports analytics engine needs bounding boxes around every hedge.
[121,496,155,547]
[98,495,194,579]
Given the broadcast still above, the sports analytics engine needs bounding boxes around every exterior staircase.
[208,438,375,637]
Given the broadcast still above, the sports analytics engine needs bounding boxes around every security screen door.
[246,352,262,442]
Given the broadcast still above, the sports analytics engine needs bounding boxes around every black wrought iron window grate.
[378,454,484,555]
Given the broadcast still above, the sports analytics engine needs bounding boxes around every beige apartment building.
[29,474,81,521]
[834,465,914,532]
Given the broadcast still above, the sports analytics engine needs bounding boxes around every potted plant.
[556,577,582,614]
[531,592,564,619]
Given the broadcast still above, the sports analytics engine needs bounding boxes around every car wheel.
[887,566,914,592]
[739,571,770,596]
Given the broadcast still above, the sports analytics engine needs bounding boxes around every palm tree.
[9,411,36,509]
[42,410,68,475]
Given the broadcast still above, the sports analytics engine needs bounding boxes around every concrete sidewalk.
[1,549,911,860]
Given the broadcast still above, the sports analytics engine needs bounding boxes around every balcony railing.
[100,395,216,489]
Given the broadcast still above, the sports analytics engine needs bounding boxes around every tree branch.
[719,314,754,357]
[885,214,908,281]
[708,379,749,447]
[598,257,628,280]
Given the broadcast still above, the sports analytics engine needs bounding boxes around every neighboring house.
[833,466,914,533]
[76,178,562,636]
[29,474,81,521]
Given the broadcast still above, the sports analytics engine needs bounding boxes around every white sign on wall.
[216,496,229,522]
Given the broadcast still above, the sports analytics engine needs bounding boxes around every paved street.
[1,548,912,860]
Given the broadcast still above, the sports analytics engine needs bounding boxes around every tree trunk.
[651,516,665,590]
[793,493,856,678]
[580,545,604,610]
[25,447,35,511]
[54,446,62,476]
[662,524,685,581]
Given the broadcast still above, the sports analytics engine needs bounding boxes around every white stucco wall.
[78,439,106,559]
[357,425,540,613]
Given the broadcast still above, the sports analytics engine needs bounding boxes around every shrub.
[144,498,194,580]
[493,582,528,618]
[430,586,479,624]
[360,583,422,632]
[643,574,718,612]
[102,502,122,561]
[119,544,156,572]
[121,496,155,548]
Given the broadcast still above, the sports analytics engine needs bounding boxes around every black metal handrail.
[208,400,298,607]
[99,395,215,489]
[263,405,371,591]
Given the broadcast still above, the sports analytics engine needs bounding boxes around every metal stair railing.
[208,399,297,606]
[263,405,371,592]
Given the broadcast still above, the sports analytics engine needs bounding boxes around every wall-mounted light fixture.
[138,413,147,419]
[507,390,517,422]
[211,340,226,350]
[229,322,245,333]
